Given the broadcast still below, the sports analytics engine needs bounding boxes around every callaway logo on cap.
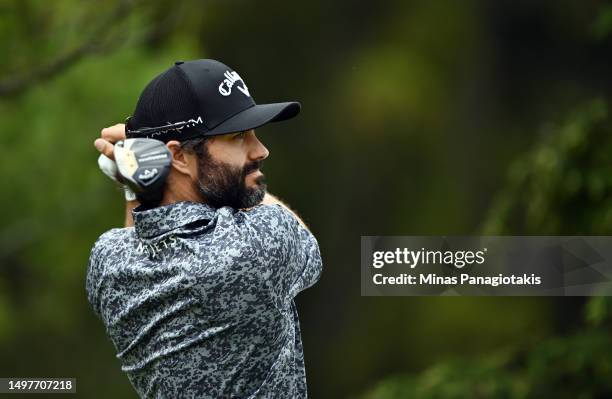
[218,70,250,97]
[125,59,301,142]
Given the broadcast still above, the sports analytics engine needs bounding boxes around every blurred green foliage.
[360,328,612,399]
[1,1,612,398]
[360,100,612,399]
[483,100,612,235]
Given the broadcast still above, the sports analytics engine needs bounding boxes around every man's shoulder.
[234,204,299,233]
[235,204,315,248]
[91,227,135,257]
[238,203,293,223]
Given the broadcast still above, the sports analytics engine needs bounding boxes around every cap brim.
[204,101,301,136]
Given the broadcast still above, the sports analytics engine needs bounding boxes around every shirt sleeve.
[244,204,323,301]
[85,229,118,319]
[85,240,104,318]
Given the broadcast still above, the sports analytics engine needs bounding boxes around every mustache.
[243,160,263,175]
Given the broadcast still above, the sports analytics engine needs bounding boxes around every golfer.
[86,59,323,398]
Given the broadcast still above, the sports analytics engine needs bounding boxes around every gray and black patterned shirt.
[85,201,322,398]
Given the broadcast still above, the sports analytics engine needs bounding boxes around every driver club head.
[114,138,172,201]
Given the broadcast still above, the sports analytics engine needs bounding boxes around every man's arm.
[261,192,310,231]
[253,192,322,300]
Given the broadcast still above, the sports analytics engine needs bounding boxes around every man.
[86,59,322,398]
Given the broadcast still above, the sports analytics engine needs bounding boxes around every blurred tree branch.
[0,0,197,98]
[0,0,136,98]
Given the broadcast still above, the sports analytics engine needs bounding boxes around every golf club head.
[114,138,172,202]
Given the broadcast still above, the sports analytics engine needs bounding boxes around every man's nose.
[248,131,270,161]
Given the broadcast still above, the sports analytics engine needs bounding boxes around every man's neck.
[124,177,204,228]
[159,183,203,206]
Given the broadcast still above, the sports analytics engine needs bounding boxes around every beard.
[194,146,267,209]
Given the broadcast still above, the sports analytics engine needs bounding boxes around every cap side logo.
[218,70,250,97]
[146,116,204,138]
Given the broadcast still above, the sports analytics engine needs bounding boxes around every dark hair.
[136,136,209,208]
[180,136,209,156]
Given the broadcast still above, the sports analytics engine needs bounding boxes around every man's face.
[193,129,270,209]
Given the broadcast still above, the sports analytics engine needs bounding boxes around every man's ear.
[166,140,197,178]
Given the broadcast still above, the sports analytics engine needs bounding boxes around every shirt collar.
[132,201,218,238]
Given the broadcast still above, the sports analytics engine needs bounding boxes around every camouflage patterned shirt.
[85,201,322,398]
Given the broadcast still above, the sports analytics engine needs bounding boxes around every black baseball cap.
[125,59,301,142]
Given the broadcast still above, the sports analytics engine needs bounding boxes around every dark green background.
[2,1,612,398]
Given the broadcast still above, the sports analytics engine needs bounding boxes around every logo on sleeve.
[218,71,250,97]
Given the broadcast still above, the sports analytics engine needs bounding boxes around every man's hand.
[94,123,139,227]
[94,123,126,159]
